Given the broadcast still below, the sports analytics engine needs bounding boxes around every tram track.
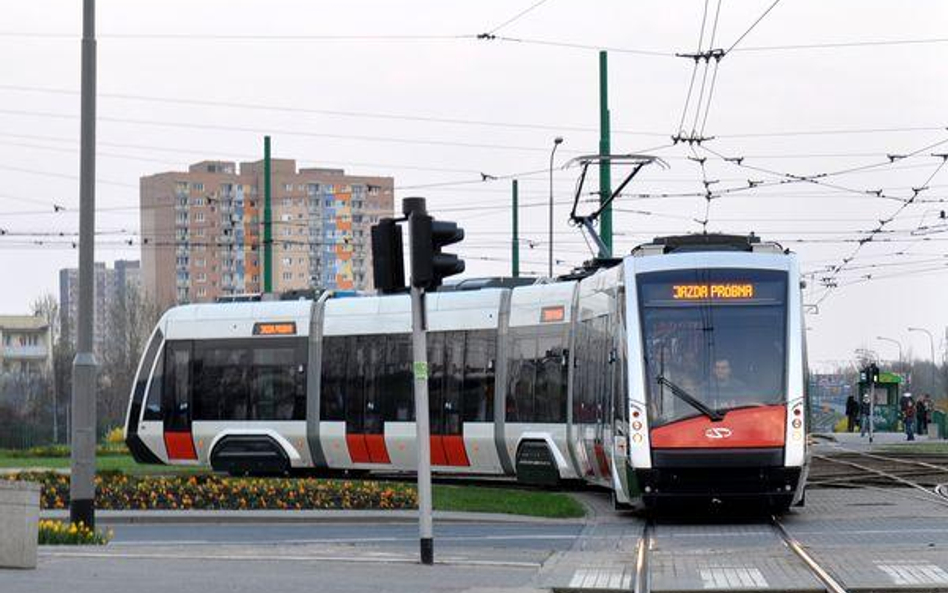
[771,517,849,593]
[812,448,948,506]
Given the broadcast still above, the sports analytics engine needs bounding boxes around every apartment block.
[59,260,142,354]
[0,315,53,376]
[140,159,394,311]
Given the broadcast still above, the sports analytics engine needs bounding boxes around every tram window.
[129,329,163,425]
[142,351,164,421]
[506,327,537,423]
[251,346,304,421]
[385,334,414,421]
[427,332,446,431]
[345,336,367,432]
[362,335,384,433]
[163,341,192,431]
[462,330,496,422]
[535,326,568,423]
[192,344,250,421]
[320,336,347,421]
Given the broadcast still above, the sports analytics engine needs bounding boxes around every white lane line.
[110,533,578,546]
[699,567,768,590]
[40,550,540,569]
[877,562,948,586]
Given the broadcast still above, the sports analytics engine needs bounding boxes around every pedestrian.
[901,392,916,441]
[917,393,932,435]
[859,393,872,437]
[845,394,859,433]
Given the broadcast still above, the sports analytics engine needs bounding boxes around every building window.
[192,183,204,192]
[282,272,293,281]
[282,257,292,265]
[196,273,207,282]
[195,212,205,222]
[197,287,207,298]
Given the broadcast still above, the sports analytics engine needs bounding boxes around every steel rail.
[813,454,948,508]
[772,517,850,593]
[633,521,651,593]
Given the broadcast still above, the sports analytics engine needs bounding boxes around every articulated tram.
[125,234,809,510]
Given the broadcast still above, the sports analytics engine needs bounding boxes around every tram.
[125,233,809,510]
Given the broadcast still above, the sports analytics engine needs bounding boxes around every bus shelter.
[858,370,902,431]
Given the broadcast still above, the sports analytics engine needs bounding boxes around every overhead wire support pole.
[263,135,273,293]
[598,50,612,257]
[71,0,97,530]
[512,179,519,277]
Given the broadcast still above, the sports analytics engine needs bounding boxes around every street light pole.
[71,0,97,529]
[908,327,936,393]
[876,336,904,375]
[548,137,563,279]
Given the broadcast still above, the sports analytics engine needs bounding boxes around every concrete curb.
[39,508,586,525]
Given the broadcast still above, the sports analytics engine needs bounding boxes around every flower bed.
[38,519,111,545]
[6,472,418,511]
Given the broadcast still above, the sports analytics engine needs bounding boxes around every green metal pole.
[598,50,612,257]
[263,135,273,293]
[512,179,519,277]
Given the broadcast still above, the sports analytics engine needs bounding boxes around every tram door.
[428,332,470,466]
[344,335,390,464]
[162,341,197,460]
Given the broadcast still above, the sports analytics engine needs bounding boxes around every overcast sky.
[1,0,946,367]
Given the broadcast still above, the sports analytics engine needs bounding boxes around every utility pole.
[511,179,519,278]
[263,135,273,293]
[908,327,936,394]
[548,137,563,278]
[71,0,97,529]
[598,50,612,257]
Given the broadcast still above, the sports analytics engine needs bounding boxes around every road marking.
[568,567,632,590]
[40,550,540,569]
[699,567,768,589]
[109,533,578,546]
[877,562,948,585]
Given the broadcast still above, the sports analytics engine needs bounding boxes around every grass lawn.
[432,484,585,518]
[1,452,586,518]
[0,453,200,475]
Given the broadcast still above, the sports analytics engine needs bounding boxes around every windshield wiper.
[656,375,725,422]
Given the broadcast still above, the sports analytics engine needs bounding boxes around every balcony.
[2,345,49,360]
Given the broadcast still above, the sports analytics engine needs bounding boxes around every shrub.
[38,519,111,545]
[105,427,125,445]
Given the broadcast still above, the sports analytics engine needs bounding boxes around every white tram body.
[125,234,809,510]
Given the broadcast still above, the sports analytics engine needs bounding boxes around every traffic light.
[409,213,465,289]
[371,218,405,294]
[867,363,880,383]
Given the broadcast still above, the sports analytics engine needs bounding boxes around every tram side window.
[386,335,414,421]
[142,351,164,421]
[191,338,306,422]
[252,346,306,421]
[462,330,496,422]
[506,325,567,424]
[163,341,192,431]
[506,327,536,422]
[319,336,348,421]
[535,325,568,423]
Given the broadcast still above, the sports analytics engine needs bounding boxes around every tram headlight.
[791,418,802,429]
[632,421,642,431]
[632,433,643,444]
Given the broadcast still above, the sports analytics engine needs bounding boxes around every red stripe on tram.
[442,435,470,467]
[429,436,448,466]
[364,434,391,464]
[346,434,372,464]
[164,431,197,460]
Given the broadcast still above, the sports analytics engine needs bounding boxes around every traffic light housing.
[371,218,405,294]
[409,214,465,289]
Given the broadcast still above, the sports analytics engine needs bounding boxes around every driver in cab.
[710,358,748,409]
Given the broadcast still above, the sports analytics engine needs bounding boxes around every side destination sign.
[253,322,297,336]
[672,283,755,300]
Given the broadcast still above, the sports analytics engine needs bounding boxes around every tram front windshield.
[638,268,788,427]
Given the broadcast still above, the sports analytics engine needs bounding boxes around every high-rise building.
[59,260,142,355]
[140,160,394,311]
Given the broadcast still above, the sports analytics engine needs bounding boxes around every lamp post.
[549,136,563,278]
[876,335,904,380]
[908,327,936,393]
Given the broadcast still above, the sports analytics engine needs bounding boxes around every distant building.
[59,260,142,354]
[140,160,394,311]
[0,315,53,376]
